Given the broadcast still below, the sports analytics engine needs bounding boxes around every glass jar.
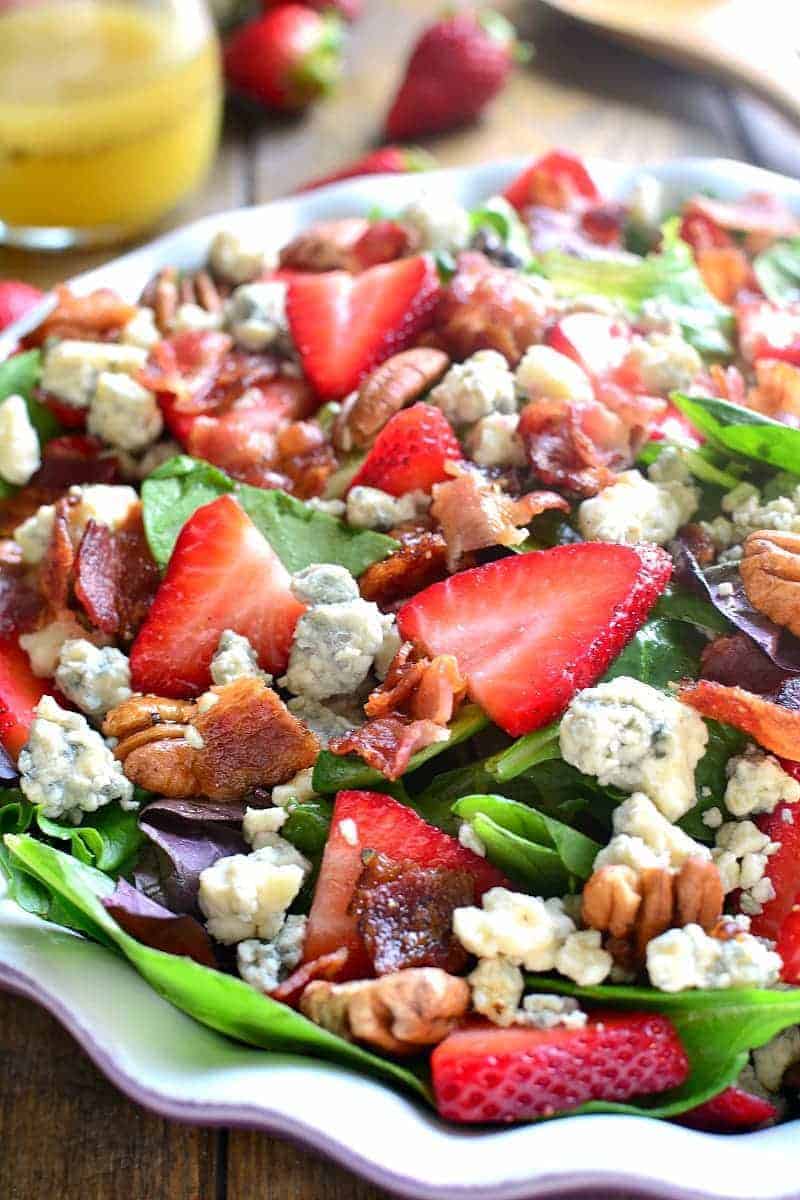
[0,0,223,249]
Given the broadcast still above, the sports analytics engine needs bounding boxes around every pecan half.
[300,968,470,1055]
[140,267,227,332]
[581,865,641,939]
[333,348,451,452]
[741,530,800,638]
[279,218,370,272]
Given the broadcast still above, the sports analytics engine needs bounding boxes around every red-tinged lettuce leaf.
[673,539,800,673]
[102,877,216,967]
[137,798,247,913]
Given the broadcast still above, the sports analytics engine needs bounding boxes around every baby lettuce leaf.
[535,219,733,357]
[102,877,217,967]
[466,814,571,895]
[753,237,800,304]
[602,617,704,692]
[485,721,562,783]
[141,454,397,574]
[0,349,60,445]
[651,587,732,638]
[525,976,800,1119]
[137,798,247,913]
[453,794,600,881]
[35,801,144,876]
[3,834,430,1102]
[312,704,490,792]
[671,392,800,473]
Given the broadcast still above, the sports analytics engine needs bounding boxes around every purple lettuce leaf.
[102,877,217,967]
[137,798,247,914]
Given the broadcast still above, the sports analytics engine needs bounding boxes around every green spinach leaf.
[453,794,600,880]
[754,237,800,304]
[466,814,572,895]
[680,719,748,841]
[141,455,233,566]
[0,349,60,445]
[651,588,732,637]
[671,392,800,473]
[470,196,533,265]
[603,617,704,691]
[35,801,144,875]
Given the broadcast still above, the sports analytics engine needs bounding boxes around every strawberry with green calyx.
[225,4,344,111]
[385,9,527,140]
[298,146,437,192]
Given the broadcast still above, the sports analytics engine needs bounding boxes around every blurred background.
[1,0,799,290]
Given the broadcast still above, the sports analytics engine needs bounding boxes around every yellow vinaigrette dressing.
[0,1,222,243]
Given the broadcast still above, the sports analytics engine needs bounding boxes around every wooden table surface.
[1,2,798,1196]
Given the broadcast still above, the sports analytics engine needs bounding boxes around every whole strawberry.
[385,9,522,140]
[225,4,344,111]
[298,145,436,191]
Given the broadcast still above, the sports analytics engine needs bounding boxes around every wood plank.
[0,992,220,1200]
[226,1130,389,1200]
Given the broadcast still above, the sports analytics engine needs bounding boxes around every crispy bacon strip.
[73,509,159,640]
[74,520,118,634]
[695,246,753,305]
[328,716,448,781]
[32,435,119,490]
[26,286,135,346]
[408,653,467,726]
[270,948,350,1008]
[518,397,636,496]
[431,468,568,569]
[679,679,800,759]
[359,530,450,610]
[114,511,162,641]
[38,499,75,614]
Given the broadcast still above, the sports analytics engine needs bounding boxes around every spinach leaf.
[410,763,539,835]
[4,834,430,1102]
[454,794,600,880]
[36,802,144,875]
[753,237,800,304]
[671,392,800,473]
[0,349,60,444]
[680,719,747,840]
[470,196,533,265]
[651,588,732,638]
[466,815,572,895]
[536,219,733,357]
[602,617,704,692]
[525,976,800,1118]
[141,454,397,574]
[485,721,561,783]
[312,704,490,792]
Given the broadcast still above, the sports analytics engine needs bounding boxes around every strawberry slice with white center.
[346,402,463,496]
[130,494,304,698]
[546,311,633,379]
[431,1013,689,1123]
[398,542,672,736]
[286,255,440,399]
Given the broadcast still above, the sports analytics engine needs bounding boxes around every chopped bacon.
[73,509,159,641]
[32,435,120,490]
[695,246,754,305]
[350,220,420,271]
[351,853,474,975]
[745,360,800,426]
[0,567,43,637]
[433,253,552,366]
[359,530,450,610]
[25,286,136,346]
[365,642,467,727]
[700,634,791,696]
[679,680,800,760]
[269,948,350,1007]
[38,499,75,614]
[328,715,448,781]
[279,218,372,272]
[274,418,338,499]
[518,397,637,497]
[706,364,748,407]
[431,467,568,569]
[191,678,320,800]
[685,193,800,243]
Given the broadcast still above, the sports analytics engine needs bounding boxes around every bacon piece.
[74,520,117,634]
[518,397,636,497]
[192,678,320,800]
[706,364,748,407]
[745,360,800,426]
[359,530,450,610]
[431,468,568,569]
[328,715,448,781]
[74,509,159,640]
[700,634,791,695]
[140,330,235,415]
[679,680,800,759]
[26,286,135,346]
[32,435,119,490]
[270,948,350,1008]
[0,486,57,538]
[350,220,420,271]
[351,853,474,975]
[696,246,754,305]
[114,510,161,641]
[274,418,338,499]
[38,499,75,613]
[279,218,371,272]
[433,252,551,366]
[365,642,467,727]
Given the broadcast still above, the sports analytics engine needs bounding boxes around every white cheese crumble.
[290,562,359,607]
[171,303,222,334]
[210,629,272,687]
[429,350,517,427]
[453,888,575,971]
[555,929,613,987]
[285,697,359,747]
[401,192,472,256]
[87,371,163,453]
[345,486,429,531]
[237,915,307,994]
[466,412,526,468]
[198,843,310,944]
[515,344,594,405]
[646,924,782,992]
[724,750,800,817]
[458,821,487,857]
[627,331,702,394]
[15,483,140,567]
[18,695,135,822]
[120,306,161,350]
[0,394,40,486]
[726,483,800,542]
[559,676,708,821]
[55,639,132,720]
[224,281,291,354]
[468,956,524,1026]
[243,805,289,846]
[373,615,401,682]
[577,469,698,546]
[209,228,273,284]
[270,766,317,808]
[338,817,359,847]
[702,806,724,830]
[519,992,587,1030]
[40,340,148,409]
[20,618,107,679]
[596,793,710,872]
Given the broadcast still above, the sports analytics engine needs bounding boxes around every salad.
[3,150,800,1131]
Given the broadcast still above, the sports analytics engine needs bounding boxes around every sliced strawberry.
[399,543,671,737]
[736,297,800,367]
[286,256,440,399]
[347,403,462,497]
[431,1013,689,1123]
[303,789,508,976]
[546,312,633,380]
[648,402,703,447]
[503,150,600,214]
[130,495,304,697]
[776,906,800,984]
[0,281,44,332]
[747,801,800,951]
[675,1086,778,1133]
[0,636,51,759]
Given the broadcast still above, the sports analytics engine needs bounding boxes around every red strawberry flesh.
[130,494,304,697]
[432,1013,689,1123]
[0,636,51,760]
[676,1086,777,1133]
[347,402,462,497]
[399,542,672,736]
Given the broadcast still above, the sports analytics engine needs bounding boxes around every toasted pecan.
[741,530,800,638]
[334,349,450,452]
